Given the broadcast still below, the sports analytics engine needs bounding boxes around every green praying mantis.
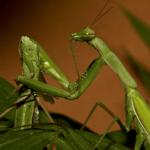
[0,1,150,150]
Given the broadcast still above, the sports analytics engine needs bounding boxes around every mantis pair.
[13,29,150,149]
[1,2,150,150]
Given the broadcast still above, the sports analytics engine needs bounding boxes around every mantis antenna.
[89,0,113,27]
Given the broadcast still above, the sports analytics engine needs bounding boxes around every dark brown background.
[1,0,150,135]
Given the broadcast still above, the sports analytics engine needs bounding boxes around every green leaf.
[0,130,43,144]
[106,130,136,147]
[63,128,93,150]
[48,128,64,150]
[0,77,19,121]
[0,129,53,150]
[55,137,74,150]
[122,8,150,49]
[0,121,14,132]
[32,123,67,132]
[76,130,131,150]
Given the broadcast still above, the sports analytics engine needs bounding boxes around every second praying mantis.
[1,1,150,150]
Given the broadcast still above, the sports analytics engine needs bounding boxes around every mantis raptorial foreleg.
[16,56,106,99]
[12,36,107,100]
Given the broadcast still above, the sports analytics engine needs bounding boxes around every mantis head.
[70,0,113,43]
[70,27,95,42]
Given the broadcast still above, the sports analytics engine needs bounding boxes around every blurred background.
[0,0,150,135]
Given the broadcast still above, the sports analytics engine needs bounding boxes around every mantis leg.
[81,101,146,150]
[80,101,125,149]
[81,101,123,130]
[0,91,30,119]
[92,118,118,150]
[135,135,144,150]
[143,137,150,150]
[16,57,107,100]
[35,95,53,123]
[134,117,147,150]
[11,73,34,95]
